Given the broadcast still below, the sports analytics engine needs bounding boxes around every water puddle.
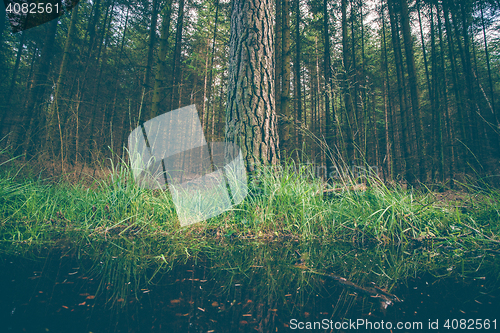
[1,242,499,332]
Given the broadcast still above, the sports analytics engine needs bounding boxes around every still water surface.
[1,242,499,332]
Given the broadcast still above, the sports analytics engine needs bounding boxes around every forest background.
[0,0,499,187]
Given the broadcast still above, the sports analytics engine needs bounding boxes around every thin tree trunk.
[151,0,174,119]
[381,7,394,179]
[454,1,481,169]
[350,0,360,158]
[275,0,282,129]
[87,1,116,162]
[443,1,466,173]
[0,4,6,54]
[399,0,424,182]
[6,32,26,104]
[480,3,500,155]
[20,18,58,158]
[204,0,220,136]
[294,0,302,155]
[360,0,369,162]
[388,0,411,184]
[437,2,454,186]
[143,0,159,92]
[342,0,354,163]
[0,31,26,137]
[45,4,79,161]
[429,4,444,181]
[323,0,334,176]
[281,0,291,153]
[170,0,186,111]
[201,42,210,129]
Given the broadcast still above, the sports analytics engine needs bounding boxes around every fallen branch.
[308,270,402,309]
[293,251,401,309]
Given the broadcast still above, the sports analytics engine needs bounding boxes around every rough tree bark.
[225,0,280,170]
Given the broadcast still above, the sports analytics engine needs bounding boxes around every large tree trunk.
[225,0,280,170]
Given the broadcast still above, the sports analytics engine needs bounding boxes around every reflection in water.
[0,241,499,332]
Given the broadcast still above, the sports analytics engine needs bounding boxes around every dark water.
[1,244,499,333]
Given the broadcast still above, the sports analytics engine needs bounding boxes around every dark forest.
[1,0,499,185]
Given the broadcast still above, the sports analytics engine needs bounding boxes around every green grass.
[1,148,499,306]
[1,149,499,253]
